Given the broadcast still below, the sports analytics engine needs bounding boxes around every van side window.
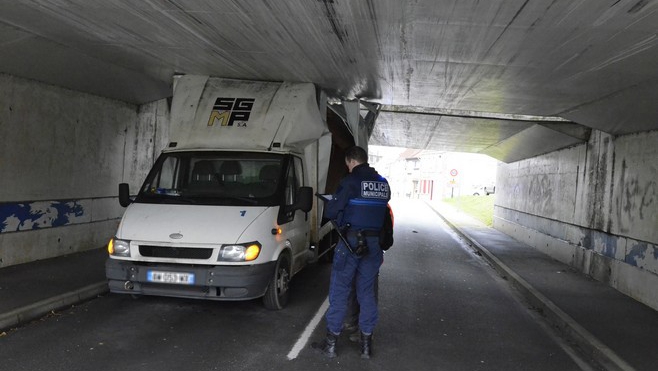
[284,157,304,206]
[153,156,180,190]
[294,156,304,188]
[284,162,297,206]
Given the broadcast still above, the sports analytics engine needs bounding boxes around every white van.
[105,77,340,309]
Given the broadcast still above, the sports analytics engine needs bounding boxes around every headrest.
[259,165,280,182]
[192,160,215,179]
[220,160,242,176]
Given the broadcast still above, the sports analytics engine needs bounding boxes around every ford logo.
[169,233,183,240]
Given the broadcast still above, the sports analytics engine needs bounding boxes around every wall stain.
[623,165,639,222]
[582,229,618,258]
[320,0,348,45]
[365,0,383,56]
[600,232,618,259]
[639,180,656,220]
[626,242,647,267]
[528,174,554,215]
[628,0,649,14]
[582,230,593,250]
[0,200,85,233]
[593,135,608,231]
[400,17,413,100]
[482,0,531,58]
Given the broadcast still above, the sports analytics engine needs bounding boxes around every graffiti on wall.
[527,174,554,215]
[616,159,657,236]
[0,200,87,233]
[621,177,656,222]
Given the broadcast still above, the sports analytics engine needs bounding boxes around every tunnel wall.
[495,129,658,310]
[0,74,169,268]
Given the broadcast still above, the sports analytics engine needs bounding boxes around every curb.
[0,282,108,332]
[428,203,636,371]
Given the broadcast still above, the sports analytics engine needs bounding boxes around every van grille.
[139,245,213,259]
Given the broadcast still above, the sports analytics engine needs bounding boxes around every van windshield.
[135,151,286,206]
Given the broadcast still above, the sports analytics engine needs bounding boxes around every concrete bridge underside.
[0,1,657,310]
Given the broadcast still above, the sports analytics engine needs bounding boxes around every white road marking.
[286,296,330,360]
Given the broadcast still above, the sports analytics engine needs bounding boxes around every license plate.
[147,270,195,285]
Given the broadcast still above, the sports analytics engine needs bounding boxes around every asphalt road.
[0,200,590,371]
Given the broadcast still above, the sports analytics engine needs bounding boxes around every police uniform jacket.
[324,163,391,233]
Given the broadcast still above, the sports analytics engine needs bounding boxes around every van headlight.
[218,242,261,262]
[108,238,131,257]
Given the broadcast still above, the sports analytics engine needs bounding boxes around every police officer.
[312,146,390,359]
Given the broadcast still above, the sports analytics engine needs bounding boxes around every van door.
[283,156,310,273]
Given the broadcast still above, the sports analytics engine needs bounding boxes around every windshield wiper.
[139,193,197,204]
[223,195,259,205]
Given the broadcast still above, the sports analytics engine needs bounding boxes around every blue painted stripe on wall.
[0,200,88,233]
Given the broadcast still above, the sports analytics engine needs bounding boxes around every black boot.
[311,332,338,358]
[360,332,372,359]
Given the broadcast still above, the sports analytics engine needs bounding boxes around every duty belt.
[345,229,380,238]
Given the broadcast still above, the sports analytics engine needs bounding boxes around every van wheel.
[263,255,290,310]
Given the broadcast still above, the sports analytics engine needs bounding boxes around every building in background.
[369,146,498,200]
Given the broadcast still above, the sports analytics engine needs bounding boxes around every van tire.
[263,254,290,310]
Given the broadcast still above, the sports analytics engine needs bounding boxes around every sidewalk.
[0,247,108,332]
[428,201,658,371]
[1,207,657,370]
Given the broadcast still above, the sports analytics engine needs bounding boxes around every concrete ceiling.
[1,0,657,162]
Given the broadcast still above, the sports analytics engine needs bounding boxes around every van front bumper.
[105,258,275,301]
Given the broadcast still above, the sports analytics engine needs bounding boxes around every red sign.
[450,169,458,177]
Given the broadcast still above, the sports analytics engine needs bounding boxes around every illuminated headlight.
[108,238,131,257]
[218,242,261,262]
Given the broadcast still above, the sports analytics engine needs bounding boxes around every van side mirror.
[119,183,131,207]
[296,187,313,213]
[277,187,313,225]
